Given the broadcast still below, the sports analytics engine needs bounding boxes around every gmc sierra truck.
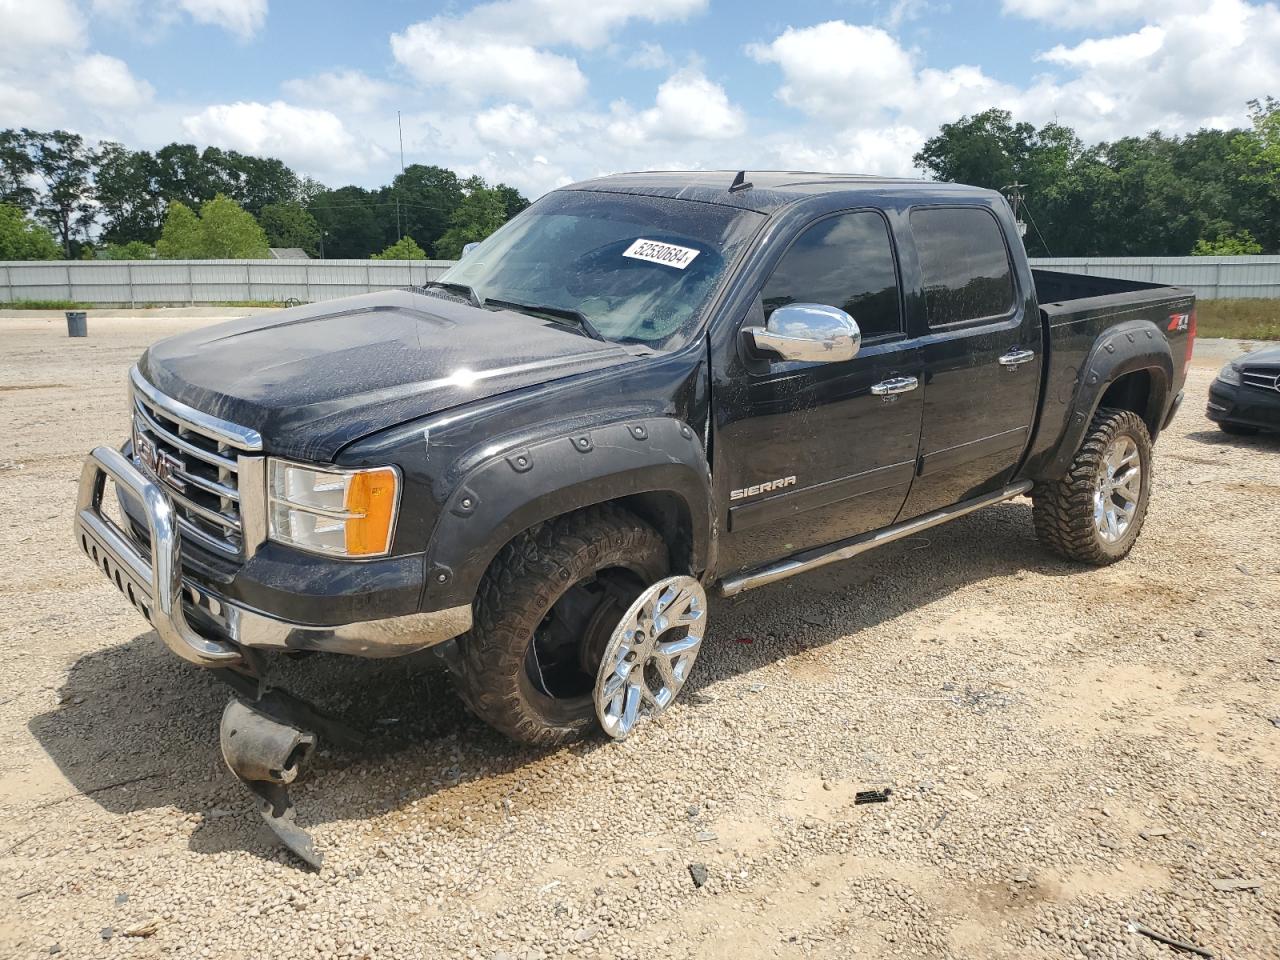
[75,171,1194,865]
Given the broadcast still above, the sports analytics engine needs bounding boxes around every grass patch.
[2,299,92,309]
[1196,299,1280,340]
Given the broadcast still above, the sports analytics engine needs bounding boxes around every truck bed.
[1033,269,1191,323]
[1020,269,1196,477]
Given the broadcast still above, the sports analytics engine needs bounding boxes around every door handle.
[871,376,919,396]
[999,348,1036,368]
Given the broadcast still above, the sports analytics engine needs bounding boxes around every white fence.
[2,255,1279,306]
[1029,256,1280,300]
[0,259,455,306]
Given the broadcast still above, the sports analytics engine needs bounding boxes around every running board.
[718,481,1034,597]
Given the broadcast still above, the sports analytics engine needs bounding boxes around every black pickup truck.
[75,172,1194,862]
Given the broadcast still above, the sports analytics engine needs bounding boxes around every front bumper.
[75,445,471,667]
[1206,378,1280,431]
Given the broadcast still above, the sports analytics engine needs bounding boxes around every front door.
[897,204,1043,519]
[714,209,925,574]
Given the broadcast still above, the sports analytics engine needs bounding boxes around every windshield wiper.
[484,298,607,342]
[421,280,483,308]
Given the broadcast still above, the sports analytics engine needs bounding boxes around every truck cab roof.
[563,170,1002,215]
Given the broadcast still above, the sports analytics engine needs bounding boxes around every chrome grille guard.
[75,445,242,666]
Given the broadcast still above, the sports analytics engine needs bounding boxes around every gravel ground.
[1,314,1277,959]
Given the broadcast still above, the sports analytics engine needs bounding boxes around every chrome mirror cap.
[744,303,861,364]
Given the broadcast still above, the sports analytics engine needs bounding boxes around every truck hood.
[139,289,638,461]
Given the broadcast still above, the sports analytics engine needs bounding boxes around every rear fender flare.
[423,417,712,609]
[1043,319,1172,479]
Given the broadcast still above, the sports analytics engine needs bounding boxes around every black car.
[1208,345,1280,435]
[74,171,1195,863]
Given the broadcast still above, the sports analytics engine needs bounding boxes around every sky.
[1,0,1277,199]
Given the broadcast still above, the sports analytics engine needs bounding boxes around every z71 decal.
[731,476,797,501]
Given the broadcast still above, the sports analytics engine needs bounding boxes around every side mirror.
[743,303,861,364]
[461,241,480,258]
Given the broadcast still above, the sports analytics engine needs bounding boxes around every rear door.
[897,204,1042,520]
[714,208,924,573]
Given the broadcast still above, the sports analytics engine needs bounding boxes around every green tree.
[98,240,157,260]
[1192,230,1263,255]
[0,130,35,210]
[260,202,321,256]
[494,183,530,220]
[309,186,384,257]
[0,202,61,259]
[434,182,509,259]
[199,194,270,258]
[95,142,163,244]
[372,235,427,260]
[23,129,97,257]
[155,201,204,258]
[385,164,464,252]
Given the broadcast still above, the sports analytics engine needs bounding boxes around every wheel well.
[616,491,695,576]
[1098,369,1164,437]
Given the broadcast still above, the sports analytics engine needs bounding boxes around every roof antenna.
[728,170,753,193]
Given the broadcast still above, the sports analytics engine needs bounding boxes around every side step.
[718,481,1033,597]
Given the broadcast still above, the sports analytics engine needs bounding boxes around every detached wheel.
[1033,408,1153,565]
[1218,421,1258,436]
[453,505,670,746]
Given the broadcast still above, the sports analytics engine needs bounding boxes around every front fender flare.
[422,417,712,609]
[1040,319,1173,480]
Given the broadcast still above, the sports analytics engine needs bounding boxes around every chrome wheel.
[594,575,706,740]
[1094,435,1141,543]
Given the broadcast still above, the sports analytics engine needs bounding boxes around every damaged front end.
[72,443,439,867]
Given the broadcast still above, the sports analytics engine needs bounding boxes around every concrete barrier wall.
[3,256,1279,304]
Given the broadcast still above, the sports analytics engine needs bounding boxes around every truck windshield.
[438,190,765,348]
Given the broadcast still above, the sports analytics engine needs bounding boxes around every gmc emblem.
[135,432,187,492]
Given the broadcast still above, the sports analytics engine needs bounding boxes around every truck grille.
[130,374,261,557]
[1241,367,1280,393]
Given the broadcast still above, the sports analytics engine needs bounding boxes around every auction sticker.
[622,238,700,270]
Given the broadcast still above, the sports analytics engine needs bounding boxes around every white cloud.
[607,69,746,144]
[1001,0,1199,27]
[433,0,706,50]
[626,41,673,70]
[1038,25,1166,68]
[174,0,266,40]
[473,104,550,148]
[390,25,587,108]
[73,54,154,109]
[0,0,85,61]
[282,69,395,115]
[747,2,1280,176]
[747,22,917,121]
[391,0,707,107]
[182,100,378,174]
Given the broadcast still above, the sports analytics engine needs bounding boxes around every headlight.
[267,460,400,558]
[1216,362,1243,386]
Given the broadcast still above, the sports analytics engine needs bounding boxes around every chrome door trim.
[999,348,1036,368]
[871,376,919,396]
[718,481,1033,596]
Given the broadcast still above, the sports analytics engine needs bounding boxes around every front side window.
[761,211,902,340]
[440,190,764,348]
[911,207,1015,327]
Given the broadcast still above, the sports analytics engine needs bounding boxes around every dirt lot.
[1,313,1277,959]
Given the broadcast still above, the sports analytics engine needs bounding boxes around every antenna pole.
[396,111,405,241]
[1003,182,1028,240]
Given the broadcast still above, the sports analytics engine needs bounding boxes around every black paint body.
[134,172,1194,627]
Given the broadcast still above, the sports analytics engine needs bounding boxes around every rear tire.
[1032,408,1153,566]
[452,505,669,746]
[1218,421,1259,436]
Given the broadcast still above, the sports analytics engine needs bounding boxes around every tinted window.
[762,211,901,339]
[911,207,1015,326]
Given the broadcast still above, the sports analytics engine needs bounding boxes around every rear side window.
[910,207,1015,327]
[762,211,902,340]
